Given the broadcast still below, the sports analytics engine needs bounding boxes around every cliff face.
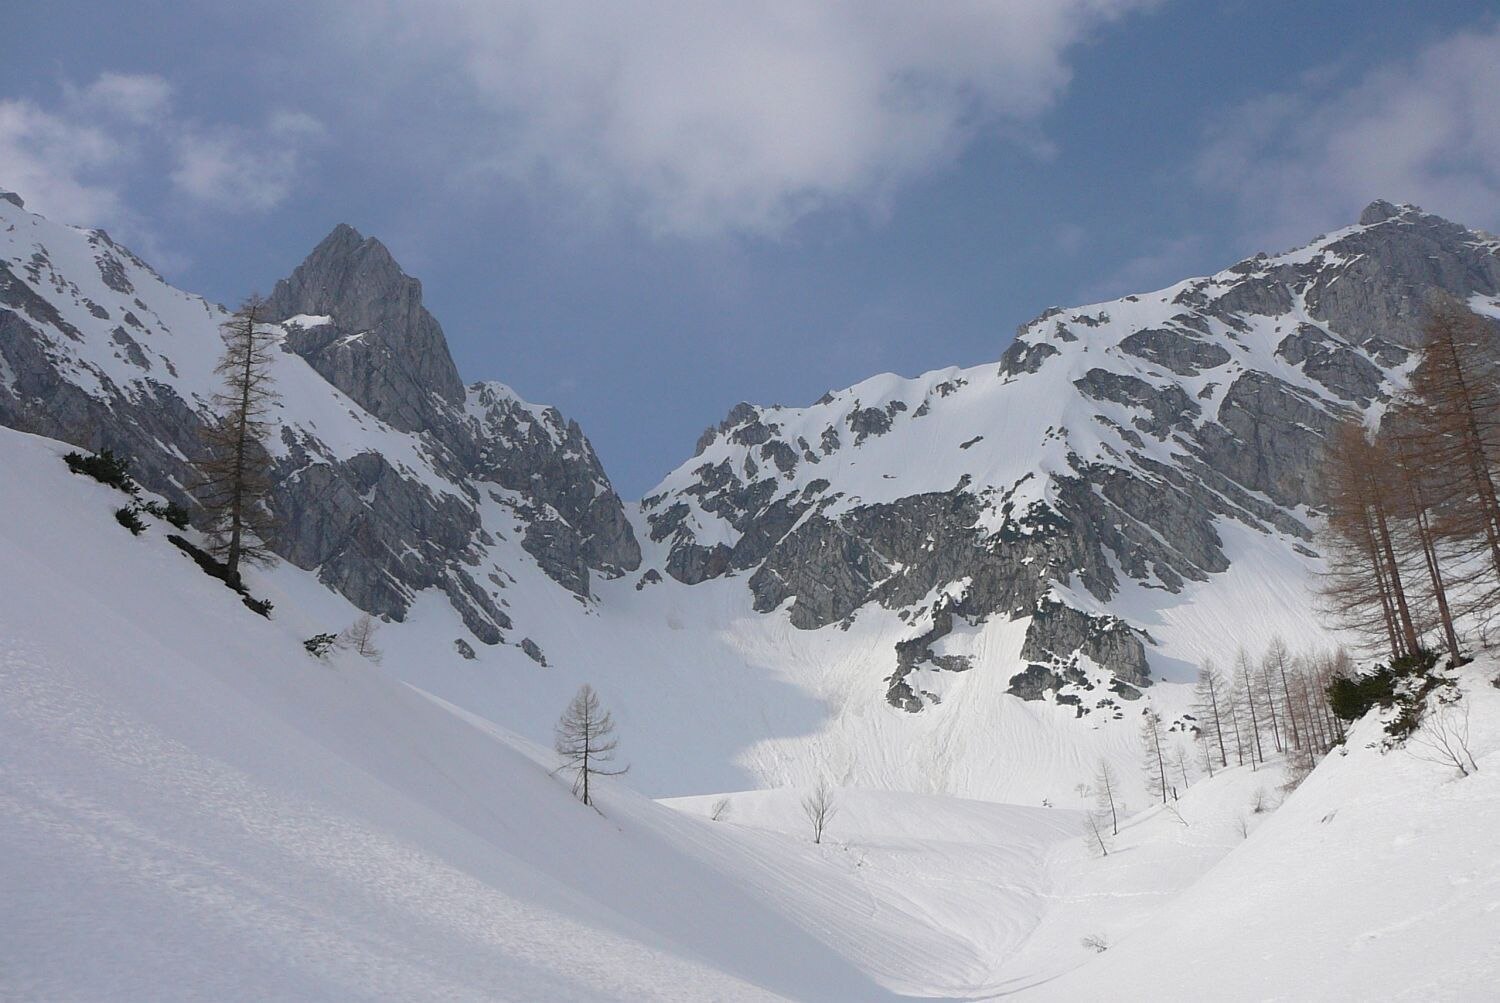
[0,196,638,646]
[640,202,1500,710]
[6,188,1499,719]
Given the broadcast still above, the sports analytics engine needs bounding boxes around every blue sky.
[4,2,1499,497]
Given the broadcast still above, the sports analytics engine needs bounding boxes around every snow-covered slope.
[642,201,1500,718]
[0,425,926,1000]
[5,410,1499,998]
[8,190,1500,814]
[0,190,638,647]
[1032,666,1500,1000]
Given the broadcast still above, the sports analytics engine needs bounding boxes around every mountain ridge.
[4,189,1499,795]
[639,201,1500,710]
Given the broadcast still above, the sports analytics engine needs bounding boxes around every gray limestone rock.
[1118,327,1231,376]
[266,224,466,432]
[0,208,639,648]
[643,201,1500,708]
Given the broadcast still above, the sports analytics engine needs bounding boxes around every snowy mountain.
[642,200,1500,712]
[6,422,1495,1000]
[4,187,1500,815]
[0,191,638,649]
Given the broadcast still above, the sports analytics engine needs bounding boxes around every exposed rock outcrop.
[641,202,1500,709]
[0,206,639,645]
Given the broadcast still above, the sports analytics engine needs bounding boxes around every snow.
[1031,668,1500,1000]
[284,313,333,328]
[0,427,884,1000]
[7,190,1500,997]
[8,428,1493,998]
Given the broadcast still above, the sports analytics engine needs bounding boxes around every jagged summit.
[1358,198,1416,225]
[641,202,1500,712]
[0,196,639,647]
[267,223,466,429]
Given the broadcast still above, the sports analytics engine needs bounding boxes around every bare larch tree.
[802,778,837,844]
[1406,298,1500,580]
[1194,663,1229,769]
[194,295,280,585]
[1140,707,1169,805]
[1093,759,1120,835]
[1318,420,1422,661]
[342,613,384,663]
[555,684,627,807]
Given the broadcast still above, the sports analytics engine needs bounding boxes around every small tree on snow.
[802,778,837,844]
[342,613,383,663]
[1140,707,1169,805]
[555,684,627,808]
[710,797,732,822]
[1083,809,1111,858]
[1168,743,1193,795]
[1093,759,1120,835]
[1408,699,1480,778]
[193,295,280,586]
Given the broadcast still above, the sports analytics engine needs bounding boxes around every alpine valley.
[4,186,1499,1000]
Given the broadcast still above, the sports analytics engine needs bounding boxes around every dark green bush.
[242,595,274,619]
[114,506,147,535]
[304,633,339,657]
[65,449,138,495]
[1327,649,1448,743]
[142,499,191,529]
[1328,671,1394,722]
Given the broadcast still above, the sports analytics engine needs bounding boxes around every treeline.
[1321,298,1500,664]
[1182,639,1347,794]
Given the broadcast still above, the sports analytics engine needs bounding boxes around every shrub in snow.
[304,633,339,658]
[710,797,731,821]
[142,498,191,530]
[241,595,273,619]
[1080,934,1109,953]
[1327,649,1448,742]
[64,449,137,495]
[1407,699,1480,778]
[114,506,147,535]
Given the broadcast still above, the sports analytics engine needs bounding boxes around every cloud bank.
[1197,22,1500,245]
[0,72,322,238]
[358,0,1154,237]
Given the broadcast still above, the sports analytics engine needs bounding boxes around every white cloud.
[0,72,321,233]
[1196,22,1500,246]
[0,97,127,225]
[170,113,325,212]
[354,0,1155,237]
[75,72,174,124]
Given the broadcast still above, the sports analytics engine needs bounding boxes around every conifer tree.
[1093,759,1120,835]
[1194,662,1229,769]
[555,684,627,807]
[1318,421,1421,660]
[194,295,280,585]
[1259,640,1285,753]
[1405,298,1500,579]
[342,613,383,663]
[1235,649,1263,768]
[1140,707,1169,805]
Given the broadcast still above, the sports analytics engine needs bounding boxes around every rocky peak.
[639,202,1500,713]
[1358,199,1406,226]
[267,224,466,431]
[0,191,24,209]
